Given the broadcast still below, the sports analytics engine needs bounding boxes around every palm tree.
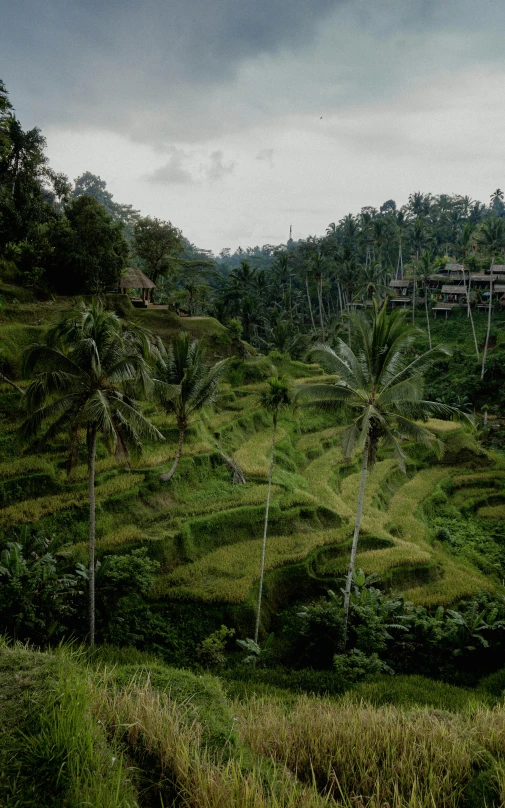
[478,217,505,379]
[254,376,293,644]
[20,301,165,645]
[156,332,228,482]
[301,301,454,643]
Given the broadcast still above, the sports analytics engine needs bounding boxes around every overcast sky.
[2,0,505,253]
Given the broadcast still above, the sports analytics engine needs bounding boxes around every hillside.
[1,295,505,658]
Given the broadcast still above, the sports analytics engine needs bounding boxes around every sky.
[2,0,505,253]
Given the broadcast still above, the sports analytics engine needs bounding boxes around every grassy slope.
[1,295,504,632]
[2,642,505,808]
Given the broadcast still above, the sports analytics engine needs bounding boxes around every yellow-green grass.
[134,309,226,341]
[233,692,505,808]
[297,427,342,452]
[452,470,505,486]
[0,456,55,479]
[355,540,432,576]
[424,418,462,433]
[403,546,493,606]
[304,444,354,520]
[64,524,145,554]
[0,472,145,526]
[146,484,282,524]
[234,426,287,477]
[386,467,454,549]
[478,504,505,518]
[294,373,340,385]
[155,527,347,602]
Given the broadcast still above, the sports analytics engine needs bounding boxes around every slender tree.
[254,376,293,644]
[156,332,228,482]
[300,300,456,644]
[417,251,435,350]
[20,302,165,645]
[478,217,505,379]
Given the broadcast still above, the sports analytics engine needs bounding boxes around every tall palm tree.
[254,376,293,644]
[478,217,505,379]
[156,332,228,482]
[20,301,165,645]
[300,301,454,643]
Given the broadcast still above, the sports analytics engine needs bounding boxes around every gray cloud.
[205,150,235,181]
[3,0,505,149]
[146,148,235,185]
[256,148,275,167]
[146,147,195,184]
[1,0,338,130]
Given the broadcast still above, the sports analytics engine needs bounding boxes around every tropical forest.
[3,77,505,807]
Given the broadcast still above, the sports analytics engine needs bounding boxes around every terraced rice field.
[1,345,503,625]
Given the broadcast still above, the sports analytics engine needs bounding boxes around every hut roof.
[494,284,505,293]
[389,279,411,288]
[492,265,505,273]
[441,285,467,295]
[119,268,156,290]
[444,263,464,273]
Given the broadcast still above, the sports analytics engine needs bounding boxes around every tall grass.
[1,645,137,808]
[233,693,505,808]
[94,675,328,807]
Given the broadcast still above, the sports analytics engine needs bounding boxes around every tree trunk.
[424,291,432,350]
[464,266,480,360]
[160,427,185,481]
[87,425,97,646]
[481,259,494,380]
[412,253,418,324]
[317,278,325,342]
[342,437,369,647]
[254,418,276,644]
[0,372,23,394]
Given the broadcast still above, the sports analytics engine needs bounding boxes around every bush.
[480,667,505,697]
[333,649,389,682]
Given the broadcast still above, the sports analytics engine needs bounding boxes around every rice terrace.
[4,17,505,805]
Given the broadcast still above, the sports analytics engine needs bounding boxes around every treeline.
[2,77,505,341]
[0,80,206,297]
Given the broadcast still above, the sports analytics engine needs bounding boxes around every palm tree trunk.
[412,252,418,324]
[464,267,480,360]
[87,425,97,646]
[0,372,23,394]
[424,292,432,350]
[481,259,495,379]
[342,437,369,647]
[160,427,185,481]
[254,418,276,644]
[317,278,325,342]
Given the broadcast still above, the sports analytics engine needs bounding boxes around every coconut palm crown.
[155,332,228,482]
[300,299,458,641]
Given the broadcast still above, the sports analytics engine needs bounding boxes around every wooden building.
[118,268,156,306]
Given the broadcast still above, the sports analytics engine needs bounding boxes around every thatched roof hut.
[118,268,155,303]
[119,268,156,291]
